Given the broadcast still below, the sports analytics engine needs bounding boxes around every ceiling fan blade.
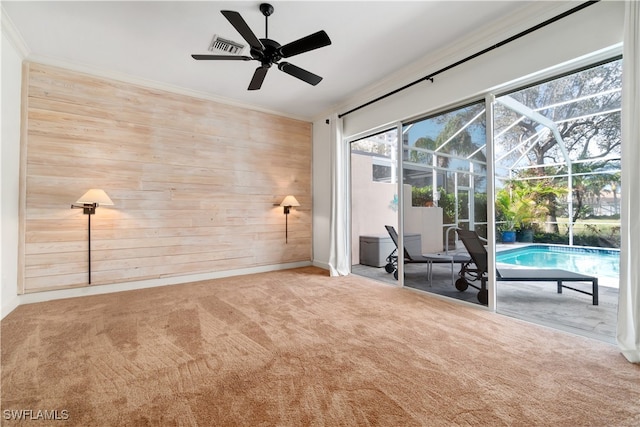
[279,30,331,58]
[221,10,265,52]
[191,54,253,61]
[248,66,269,90]
[277,62,323,86]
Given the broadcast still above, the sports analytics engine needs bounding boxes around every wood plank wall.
[20,62,312,293]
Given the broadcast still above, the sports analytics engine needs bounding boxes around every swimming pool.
[496,245,620,279]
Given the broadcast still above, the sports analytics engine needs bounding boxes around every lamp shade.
[76,189,114,206]
[280,195,300,207]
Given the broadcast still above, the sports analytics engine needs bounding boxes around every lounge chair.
[455,228,599,306]
[384,225,470,284]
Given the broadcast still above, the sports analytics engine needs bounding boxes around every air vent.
[208,35,245,54]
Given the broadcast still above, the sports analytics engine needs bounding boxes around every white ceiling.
[3,1,553,120]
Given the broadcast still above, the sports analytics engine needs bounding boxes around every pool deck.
[352,242,618,344]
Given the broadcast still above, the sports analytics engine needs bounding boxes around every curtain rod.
[338,0,600,119]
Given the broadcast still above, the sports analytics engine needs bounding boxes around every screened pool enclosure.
[493,60,621,249]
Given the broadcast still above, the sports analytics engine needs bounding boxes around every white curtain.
[328,113,350,276]
[618,0,640,364]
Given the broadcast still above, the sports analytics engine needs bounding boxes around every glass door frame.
[395,122,406,287]
[484,94,498,311]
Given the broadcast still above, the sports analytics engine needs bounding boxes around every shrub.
[533,228,620,248]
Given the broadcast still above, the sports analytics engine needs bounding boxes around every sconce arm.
[71,203,98,215]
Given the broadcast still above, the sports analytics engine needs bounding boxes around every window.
[403,102,488,239]
[494,59,622,248]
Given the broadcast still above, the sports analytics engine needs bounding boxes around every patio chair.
[384,225,470,284]
[455,228,599,306]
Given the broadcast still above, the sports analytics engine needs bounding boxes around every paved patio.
[352,259,618,344]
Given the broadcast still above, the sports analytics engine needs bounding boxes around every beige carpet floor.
[2,266,639,426]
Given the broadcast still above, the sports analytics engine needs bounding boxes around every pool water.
[496,245,620,279]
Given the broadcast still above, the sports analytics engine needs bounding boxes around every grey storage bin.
[359,233,421,267]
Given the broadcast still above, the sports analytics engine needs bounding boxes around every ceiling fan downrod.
[260,3,274,39]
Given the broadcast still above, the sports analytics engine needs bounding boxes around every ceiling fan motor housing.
[252,38,282,67]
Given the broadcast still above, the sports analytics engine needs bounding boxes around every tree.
[434,110,487,164]
[409,136,436,164]
[496,179,566,231]
[494,59,622,232]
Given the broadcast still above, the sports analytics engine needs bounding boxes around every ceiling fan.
[192,3,332,91]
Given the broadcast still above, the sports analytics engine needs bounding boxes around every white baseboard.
[312,260,330,271]
[1,294,21,320]
[14,261,313,307]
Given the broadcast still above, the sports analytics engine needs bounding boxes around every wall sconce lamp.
[280,195,300,244]
[71,189,114,284]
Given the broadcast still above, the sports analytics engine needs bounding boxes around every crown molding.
[1,6,30,58]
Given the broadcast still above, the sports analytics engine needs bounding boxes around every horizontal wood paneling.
[21,62,312,293]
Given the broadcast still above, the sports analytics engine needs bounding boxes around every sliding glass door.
[349,128,400,285]
[491,59,621,342]
[401,102,488,304]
